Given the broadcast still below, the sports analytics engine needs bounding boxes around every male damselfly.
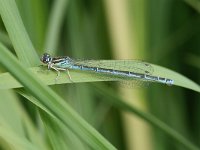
[40,53,174,86]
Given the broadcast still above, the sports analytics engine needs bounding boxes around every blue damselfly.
[40,53,174,86]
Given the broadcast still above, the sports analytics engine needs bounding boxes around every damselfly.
[40,53,174,86]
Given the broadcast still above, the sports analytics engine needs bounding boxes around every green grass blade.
[0,43,116,150]
[0,0,38,66]
[91,83,200,150]
[0,90,48,150]
[0,30,12,47]
[185,54,200,69]
[184,0,200,13]
[44,0,69,53]
[150,64,200,92]
[0,126,39,150]
[0,60,199,92]
[18,89,89,149]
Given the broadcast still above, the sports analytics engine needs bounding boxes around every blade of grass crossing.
[0,43,116,150]
[0,0,38,66]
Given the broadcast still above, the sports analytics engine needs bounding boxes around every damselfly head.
[40,53,52,64]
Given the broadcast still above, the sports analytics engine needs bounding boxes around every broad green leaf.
[0,60,199,92]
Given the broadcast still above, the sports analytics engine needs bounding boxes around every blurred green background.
[0,0,200,150]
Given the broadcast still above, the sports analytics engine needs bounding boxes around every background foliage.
[0,0,200,150]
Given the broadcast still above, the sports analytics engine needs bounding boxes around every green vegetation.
[0,0,199,150]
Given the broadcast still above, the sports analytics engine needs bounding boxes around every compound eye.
[40,53,52,64]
